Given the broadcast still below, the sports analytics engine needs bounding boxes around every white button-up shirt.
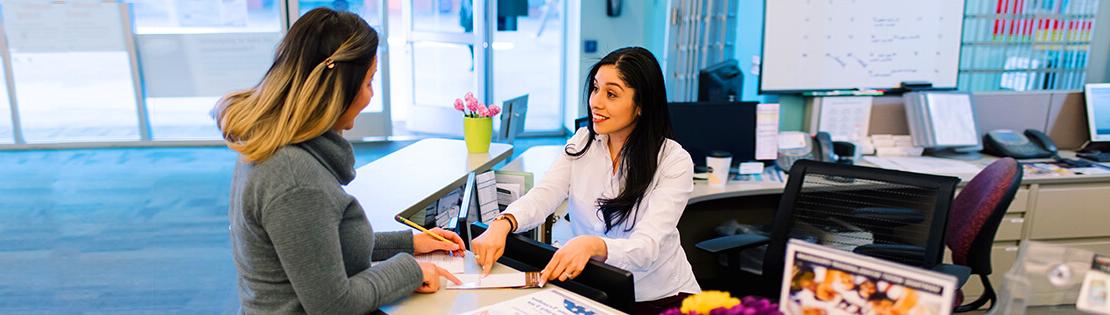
[504,129,701,301]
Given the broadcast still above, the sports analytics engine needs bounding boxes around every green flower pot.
[463,117,492,153]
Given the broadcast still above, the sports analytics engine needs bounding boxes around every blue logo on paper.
[563,299,596,315]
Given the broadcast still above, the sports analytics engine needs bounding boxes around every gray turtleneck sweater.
[228,131,423,314]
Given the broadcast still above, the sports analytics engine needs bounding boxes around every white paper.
[779,132,808,149]
[459,289,615,315]
[817,96,873,143]
[756,103,781,160]
[414,253,464,274]
[863,156,981,174]
[925,94,979,146]
[739,162,764,175]
[496,183,521,210]
[448,273,527,289]
[1076,262,1110,313]
[476,171,500,223]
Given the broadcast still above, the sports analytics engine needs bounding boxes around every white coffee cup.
[706,151,733,188]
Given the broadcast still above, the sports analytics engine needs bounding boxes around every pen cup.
[706,151,732,188]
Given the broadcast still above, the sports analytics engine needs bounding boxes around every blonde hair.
[215,8,378,162]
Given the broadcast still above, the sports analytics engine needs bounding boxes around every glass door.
[492,0,565,134]
[399,0,487,136]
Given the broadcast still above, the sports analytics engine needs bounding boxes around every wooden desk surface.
[345,139,513,232]
[378,252,624,314]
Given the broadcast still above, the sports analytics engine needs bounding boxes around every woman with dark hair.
[218,8,463,314]
[472,47,699,314]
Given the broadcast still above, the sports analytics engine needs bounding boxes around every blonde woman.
[217,8,462,314]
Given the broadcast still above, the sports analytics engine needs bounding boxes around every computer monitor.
[468,222,635,313]
[668,101,759,167]
[448,173,479,244]
[1084,83,1110,143]
[498,95,529,144]
[698,59,743,102]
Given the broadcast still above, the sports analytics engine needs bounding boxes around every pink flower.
[454,98,465,112]
[488,104,501,117]
[465,96,479,112]
[477,107,490,118]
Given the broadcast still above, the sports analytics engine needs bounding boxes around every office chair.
[696,160,960,298]
[933,158,1022,312]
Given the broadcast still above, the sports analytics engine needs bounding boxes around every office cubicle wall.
[868,91,1091,149]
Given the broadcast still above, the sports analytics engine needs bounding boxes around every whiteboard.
[760,0,965,92]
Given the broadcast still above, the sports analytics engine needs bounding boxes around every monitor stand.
[1080,141,1110,153]
[925,147,983,160]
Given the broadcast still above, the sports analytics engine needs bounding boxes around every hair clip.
[324,58,335,69]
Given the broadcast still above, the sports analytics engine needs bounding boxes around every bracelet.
[496,213,518,233]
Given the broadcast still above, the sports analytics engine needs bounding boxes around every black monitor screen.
[698,59,743,102]
[668,102,759,167]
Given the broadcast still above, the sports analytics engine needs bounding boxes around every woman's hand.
[539,236,607,286]
[415,262,462,293]
[470,219,512,276]
[413,228,465,257]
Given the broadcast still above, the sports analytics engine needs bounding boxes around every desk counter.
[345,139,512,232]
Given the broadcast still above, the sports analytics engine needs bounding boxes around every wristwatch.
[493,213,517,233]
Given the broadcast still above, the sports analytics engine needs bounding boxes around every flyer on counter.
[781,240,957,315]
[460,289,614,315]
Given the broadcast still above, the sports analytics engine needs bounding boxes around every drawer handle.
[1005,247,1019,252]
[1009,218,1025,224]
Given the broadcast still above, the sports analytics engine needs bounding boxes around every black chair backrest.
[468,222,635,314]
[762,160,960,293]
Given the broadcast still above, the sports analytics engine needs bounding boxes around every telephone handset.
[777,131,839,172]
[982,129,1058,159]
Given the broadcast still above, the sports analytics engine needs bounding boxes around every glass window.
[127,0,282,140]
[0,56,11,144]
[3,1,141,142]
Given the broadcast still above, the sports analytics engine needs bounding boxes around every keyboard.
[1077,151,1110,162]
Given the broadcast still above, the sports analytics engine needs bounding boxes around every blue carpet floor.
[0,137,565,314]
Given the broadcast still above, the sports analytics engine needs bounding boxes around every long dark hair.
[215,7,378,161]
[566,47,673,233]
